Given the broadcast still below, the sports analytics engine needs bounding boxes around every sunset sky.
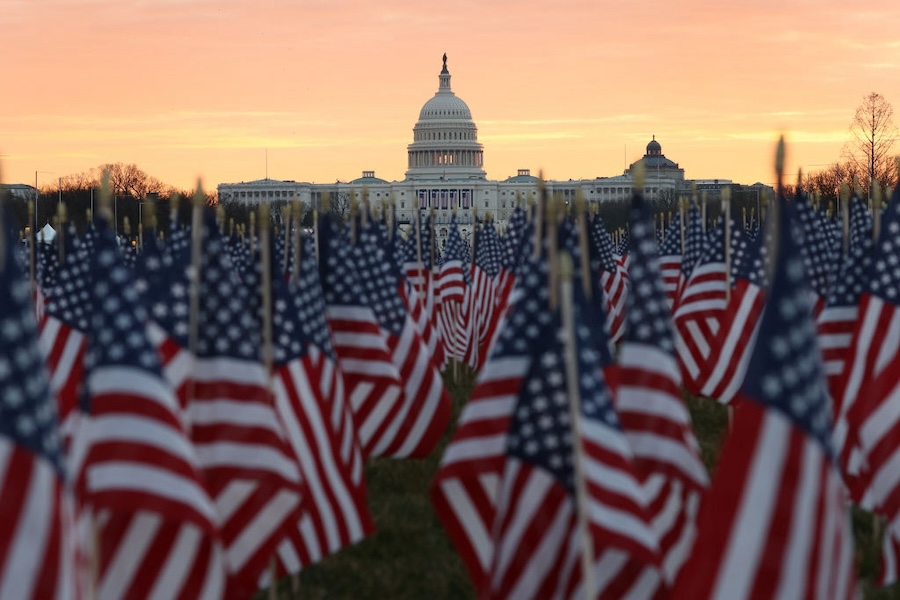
[4,0,900,192]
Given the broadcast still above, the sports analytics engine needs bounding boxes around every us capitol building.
[217,55,768,241]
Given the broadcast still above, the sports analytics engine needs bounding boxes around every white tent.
[37,223,56,244]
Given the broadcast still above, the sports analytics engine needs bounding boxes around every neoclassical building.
[218,55,768,241]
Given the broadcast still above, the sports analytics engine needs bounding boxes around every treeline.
[7,163,217,237]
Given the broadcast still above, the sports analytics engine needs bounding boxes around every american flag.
[353,221,451,458]
[673,216,729,395]
[74,220,225,599]
[147,214,304,596]
[0,211,73,600]
[835,185,900,583]
[588,214,629,344]
[436,216,472,362]
[816,195,872,398]
[469,221,505,368]
[318,216,406,459]
[698,222,769,404]
[433,249,658,599]
[658,212,683,309]
[672,198,856,599]
[38,226,95,451]
[617,193,709,589]
[268,235,373,575]
[795,195,840,318]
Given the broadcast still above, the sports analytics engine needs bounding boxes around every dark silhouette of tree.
[845,92,898,197]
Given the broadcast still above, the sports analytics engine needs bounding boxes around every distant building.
[0,184,37,200]
[218,55,771,242]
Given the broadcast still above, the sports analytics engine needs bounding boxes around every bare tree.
[330,191,350,221]
[100,162,169,200]
[845,92,898,197]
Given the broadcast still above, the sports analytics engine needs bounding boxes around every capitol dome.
[405,54,485,181]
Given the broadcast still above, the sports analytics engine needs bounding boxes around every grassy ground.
[263,367,900,599]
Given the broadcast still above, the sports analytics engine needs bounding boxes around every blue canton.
[625,195,676,354]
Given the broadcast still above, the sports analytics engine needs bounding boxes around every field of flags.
[2,149,900,598]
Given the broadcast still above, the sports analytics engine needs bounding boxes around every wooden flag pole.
[533,172,545,259]
[282,203,292,277]
[415,207,424,300]
[679,196,686,256]
[257,203,281,600]
[559,251,596,600]
[722,187,732,303]
[187,181,205,426]
[57,202,67,264]
[291,200,302,288]
[28,200,35,290]
[547,195,560,312]
[575,190,592,299]
[250,211,257,255]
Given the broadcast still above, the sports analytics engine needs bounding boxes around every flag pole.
[291,200,302,288]
[575,190,592,299]
[559,251,596,600]
[57,202,67,264]
[257,203,280,600]
[533,173,545,259]
[722,187,731,304]
[187,181,205,433]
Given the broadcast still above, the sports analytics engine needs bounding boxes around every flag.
[795,195,840,317]
[268,235,373,574]
[38,226,99,451]
[658,212,683,309]
[145,214,304,596]
[352,221,452,458]
[433,248,658,599]
[698,221,768,404]
[588,214,629,343]
[0,210,73,600]
[435,215,473,362]
[672,198,855,599]
[835,185,900,583]
[617,193,709,588]
[673,215,728,395]
[73,219,225,599]
[816,195,873,398]
[319,216,407,458]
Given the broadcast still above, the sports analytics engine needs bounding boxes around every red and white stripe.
[699,279,766,404]
[659,254,682,310]
[270,346,373,572]
[672,404,855,599]
[617,343,709,588]
[600,265,629,344]
[38,316,87,448]
[92,510,226,600]
[673,260,728,393]
[0,442,74,600]
[837,296,900,529]
[816,304,859,398]
[325,304,405,458]
[381,316,452,458]
[431,356,525,585]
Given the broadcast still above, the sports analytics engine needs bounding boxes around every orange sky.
[3,0,900,191]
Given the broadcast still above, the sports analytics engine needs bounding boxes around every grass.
[262,366,900,599]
